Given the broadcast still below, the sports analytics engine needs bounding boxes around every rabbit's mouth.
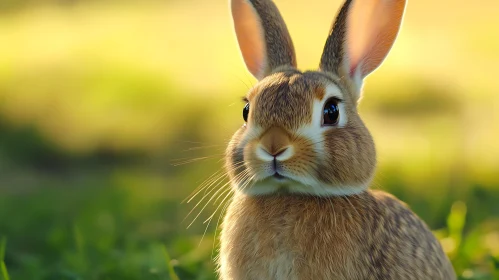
[272,172,286,180]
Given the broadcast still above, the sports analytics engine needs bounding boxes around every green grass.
[1,236,10,280]
[163,246,180,280]
[0,162,220,280]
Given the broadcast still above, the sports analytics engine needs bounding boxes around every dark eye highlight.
[322,98,340,126]
[243,103,250,122]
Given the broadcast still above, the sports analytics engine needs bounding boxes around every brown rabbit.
[219,0,456,279]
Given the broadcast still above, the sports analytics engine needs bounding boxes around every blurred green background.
[0,0,498,279]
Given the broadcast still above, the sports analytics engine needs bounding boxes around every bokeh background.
[0,0,498,279]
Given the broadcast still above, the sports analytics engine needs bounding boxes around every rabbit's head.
[226,0,406,196]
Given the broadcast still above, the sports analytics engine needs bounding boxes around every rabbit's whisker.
[187,170,248,229]
[211,196,232,259]
[184,161,245,204]
[198,187,234,247]
[183,168,227,204]
[183,172,229,223]
[171,154,224,166]
[240,174,256,193]
[198,161,246,198]
[182,144,225,151]
[204,188,234,224]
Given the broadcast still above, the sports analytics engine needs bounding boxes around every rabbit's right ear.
[320,0,406,96]
[231,0,296,80]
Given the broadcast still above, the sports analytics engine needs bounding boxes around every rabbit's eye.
[322,98,339,126]
[243,103,250,122]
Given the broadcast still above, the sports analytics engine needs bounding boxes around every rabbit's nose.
[256,126,294,161]
[260,126,290,153]
[272,147,288,158]
[256,145,294,162]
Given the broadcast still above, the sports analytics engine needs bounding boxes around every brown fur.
[314,85,326,100]
[220,190,455,280]
[250,71,314,130]
[259,126,291,156]
[320,0,352,76]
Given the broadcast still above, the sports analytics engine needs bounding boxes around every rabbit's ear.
[231,0,296,80]
[320,0,406,92]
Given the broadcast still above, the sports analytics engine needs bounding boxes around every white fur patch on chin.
[238,177,368,197]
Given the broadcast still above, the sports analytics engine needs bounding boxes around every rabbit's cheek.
[225,128,248,182]
[318,125,376,188]
[242,140,272,179]
[295,124,328,164]
[284,136,319,176]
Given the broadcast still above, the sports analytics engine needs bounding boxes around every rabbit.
[218,0,456,279]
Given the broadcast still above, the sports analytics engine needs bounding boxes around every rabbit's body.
[220,190,455,280]
[217,0,456,278]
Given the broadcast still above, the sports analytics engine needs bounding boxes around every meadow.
[0,0,498,279]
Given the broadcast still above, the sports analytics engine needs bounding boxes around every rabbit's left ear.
[231,0,297,80]
[320,0,406,95]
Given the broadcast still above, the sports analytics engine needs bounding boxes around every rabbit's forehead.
[248,72,344,129]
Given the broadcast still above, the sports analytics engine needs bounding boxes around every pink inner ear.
[346,0,406,78]
[232,0,267,80]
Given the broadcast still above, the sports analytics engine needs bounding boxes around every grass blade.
[0,237,5,261]
[0,262,9,280]
[162,245,180,280]
[0,237,10,280]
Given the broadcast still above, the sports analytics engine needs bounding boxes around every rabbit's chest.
[219,195,366,280]
[220,209,300,279]
[259,248,297,280]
